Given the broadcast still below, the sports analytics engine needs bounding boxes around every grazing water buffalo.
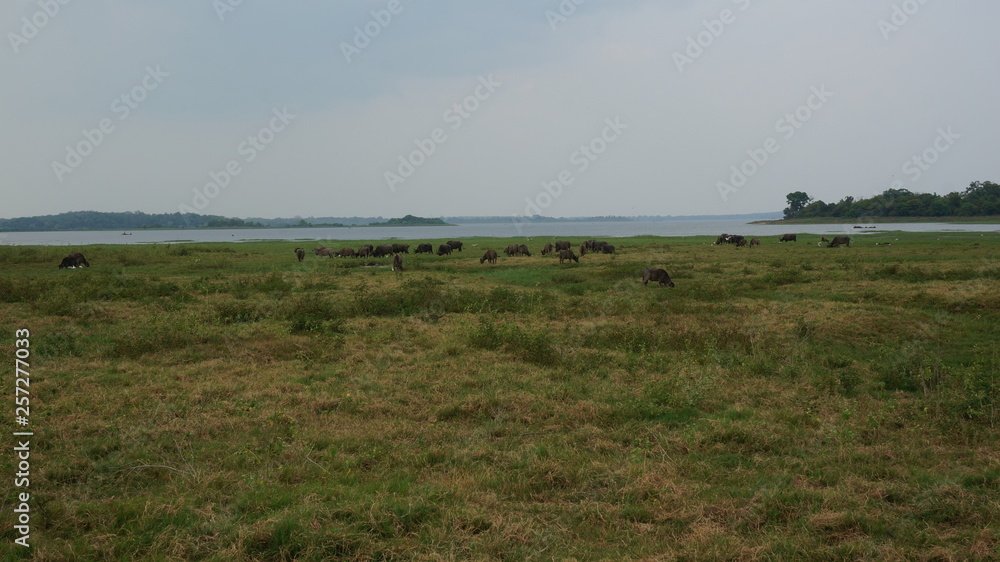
[578,243,588,256]
[504,244,524,257]
[558,249,579,263]
[541,242,554,255]
[337,247,356,258]
[437,244,453,256]
[391,243,410,254]
[600,244,616,254]
[749,238,761,248]
[518,244,531,257]
[313,247,335,257]
[357,244,374,258]
[58,252,90,269]
[735,238,747,248]
[414,243,433,254]
[294,248,305,262]
[554,240,571,252]
[641,268,675,287]
[827,235,851,248]
[392,253,403,271]
[373,244,394,258]
[779,234,797,242]
[447,240,464,252]
[480,249,498,264]
[714,234,729,245]
[592,241,609,253]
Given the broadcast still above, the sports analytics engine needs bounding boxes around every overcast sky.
[2,0,998,220]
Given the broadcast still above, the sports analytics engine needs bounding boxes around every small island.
[373,215,455,227]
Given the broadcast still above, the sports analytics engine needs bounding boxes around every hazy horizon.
[3,2,998,220]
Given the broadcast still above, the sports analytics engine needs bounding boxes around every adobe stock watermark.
[178,107,296,213]
[878,0,932,42]
[384,74,501,193]
[512,117,628,234]
[51,65,169,183]
[546,0,586,31]
[8,0,74,54]
[888,126,959,190]
[673,0,752,73]
[213,0,247,23]
[340,0,413,63]
[716,84,833,203]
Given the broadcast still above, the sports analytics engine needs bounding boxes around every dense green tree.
[783,191,814,219]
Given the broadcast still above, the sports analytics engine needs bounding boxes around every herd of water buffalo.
[55,233,852,289]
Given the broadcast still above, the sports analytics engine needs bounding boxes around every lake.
[1,220,996,246]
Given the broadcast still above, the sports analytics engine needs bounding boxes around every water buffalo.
[58,252,90,269]
[600,244,616,254]
[437,244,453,256]
[447,240,463,252]
[749,238,761,248]
[827,235,851,248]
[357,244,374,258]
[735,238,747,248]
[518,244,531,257]
[480,249,498,264]
[414,243,433,254]
[593,241,609,253]
[558,249,578,263]
[779,234,797,242]
[373,244,394,257]
[337,248,356,258]
[504,244,523,257]
[294,248,305,262]
[578,243,588,256]
[392,253,403,271]
[583,239,598,251]
[641,268,675,287]
[714,234,729,245]
[313,247,334,257]
[391,243,410,254]
[541,242,554,255]
[554,240,571,251]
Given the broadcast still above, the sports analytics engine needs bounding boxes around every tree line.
[784,181,1000,219]
[0,211,261,231]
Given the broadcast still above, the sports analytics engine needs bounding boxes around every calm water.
[0,220,996,246]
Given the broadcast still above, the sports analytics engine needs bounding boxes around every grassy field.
[1,232,998,560]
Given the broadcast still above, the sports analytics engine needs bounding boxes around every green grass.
[1,232,998,559]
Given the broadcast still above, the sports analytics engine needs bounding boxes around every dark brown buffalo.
[779,234,797,242]
[373,244,394,257]
[313,247,334,257]
[714,234,729,245]
[827,235,851,248]
[480,249,498,264]
[518,244,531,257]
[735,238,747,248]
[294,248,305,262]
[447,240,463,252]
[558,249,578,263]
[583,239,598,251]
[504,244,522,257]
[414,243,433,254]
[437,244,453,256]
[337,247,356,258]
[357,244,374,257]
[554,240,571,251]
[541,242,554,255]
[600,244,616,254]
[58,252,90,269]
[641,268,675,287]
[391,243,410,254]
[593,241,609,253]
[749,238,761,248]
[578,243,588,256]
[392,253,403,271]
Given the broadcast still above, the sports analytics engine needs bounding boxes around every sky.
[2,0,999,220]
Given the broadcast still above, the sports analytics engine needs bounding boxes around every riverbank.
[752,215,1000,225]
